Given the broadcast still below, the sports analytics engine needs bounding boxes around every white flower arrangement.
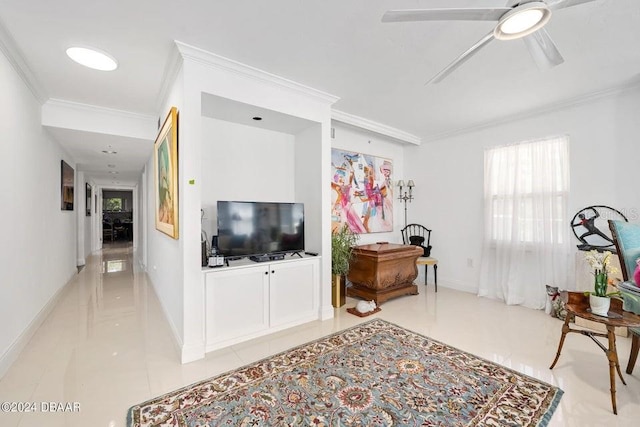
[584,250,618,275]
[584,250,619,297]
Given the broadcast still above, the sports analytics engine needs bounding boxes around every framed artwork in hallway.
[154,106,179,239]
[86,183,91,216]
[60,160,74,211]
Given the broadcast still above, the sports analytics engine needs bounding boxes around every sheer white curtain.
[478,135,570,309]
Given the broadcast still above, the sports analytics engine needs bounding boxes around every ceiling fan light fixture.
[501,9,543,33]
[494,2,551,41]
[66,47,118,71]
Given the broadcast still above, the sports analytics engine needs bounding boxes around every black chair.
[401,224,432,257]
[401,224,438,292]
[103,222,115,242]
[113,218,126,240]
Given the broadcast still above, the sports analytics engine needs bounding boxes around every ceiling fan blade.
[426,31,495,85]
[382,8,510,23]
[546,0,597,10]
[523,28,565,70]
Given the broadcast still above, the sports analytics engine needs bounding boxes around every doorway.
[102,189,134,246]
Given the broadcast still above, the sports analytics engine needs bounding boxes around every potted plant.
[331,224,360,308]
[584,250,620,316]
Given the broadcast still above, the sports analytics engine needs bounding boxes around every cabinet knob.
[264,271,268,275]
[271,270,275,274]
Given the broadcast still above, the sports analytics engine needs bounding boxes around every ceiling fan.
[382,0,598,84]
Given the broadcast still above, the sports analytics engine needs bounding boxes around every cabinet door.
[269,259,318,327]
[205,265,269,346]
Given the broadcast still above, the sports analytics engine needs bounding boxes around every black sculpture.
[571,205,627,251]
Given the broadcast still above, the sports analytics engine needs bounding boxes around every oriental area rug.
[127,319,563,426]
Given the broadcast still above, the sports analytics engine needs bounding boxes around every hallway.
[1,246,640,426]
[0,245,160,426]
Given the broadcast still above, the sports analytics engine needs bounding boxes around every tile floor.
[1,244,639,426]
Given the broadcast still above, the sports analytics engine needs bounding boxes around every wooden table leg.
[606,325,624,415]
[610,328,626,385]
[627,333,639,374]
[550,313,572,369]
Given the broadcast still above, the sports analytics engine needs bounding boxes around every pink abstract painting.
[331,149,393,234]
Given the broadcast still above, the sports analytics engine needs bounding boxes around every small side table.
[549,292,640,414]
[416,257,438,292]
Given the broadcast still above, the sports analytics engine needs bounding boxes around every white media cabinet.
[202,255,320,352]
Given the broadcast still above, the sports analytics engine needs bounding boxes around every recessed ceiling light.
[109,171,119,174]
[66,46,118,71]
[102,150,117,154]
[107,164,116,168]
[252,116,263,121]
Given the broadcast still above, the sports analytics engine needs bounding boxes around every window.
[480,135,570,308]
[104,197,123,211]
[485,135,569,244]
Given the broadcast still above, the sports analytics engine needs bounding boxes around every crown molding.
[174,41,340,106]
[0,17,47,103]
[331,109,421,145]
[45,98,156,121]
[425,79,640,143]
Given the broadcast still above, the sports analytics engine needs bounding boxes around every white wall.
[200,117,295,238]
[294,124,327,311]
[0,48,77,376]
[137,171,146,270]
[406,87,640,293]
[145,65,185,358]
[295,124,323,254]
[331,122,406,245]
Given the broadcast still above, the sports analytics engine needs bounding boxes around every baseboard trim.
[0,269,76,379]
[437,278,478,294]
[319,304,334,321]
[147,278,185,363]
[181,341,205,364]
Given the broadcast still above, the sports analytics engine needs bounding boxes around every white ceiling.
[1,0,638,185]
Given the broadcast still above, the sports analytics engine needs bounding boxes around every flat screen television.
[216,201,304,258]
